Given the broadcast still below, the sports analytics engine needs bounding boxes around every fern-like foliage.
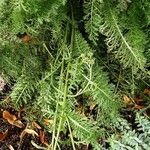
[68,112,101,147]
[108,113,150,150]
[0,0,149,149]
[10,76,36,108]
[0,0,67,36]
[84,0,147,72]
[142,0,150,25]
[84,0,103,45]
[34,29,120,149]
[74,33,120,122]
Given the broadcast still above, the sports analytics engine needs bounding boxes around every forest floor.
[0,83,150,150]
[0,103,52,150]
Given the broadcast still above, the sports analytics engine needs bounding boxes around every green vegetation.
[0,0,150,149]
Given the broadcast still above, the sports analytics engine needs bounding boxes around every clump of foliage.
[0,0,150,149]
[108,113,150,150]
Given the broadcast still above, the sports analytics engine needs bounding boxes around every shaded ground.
[0,106,49,150]
[0,82,149,150]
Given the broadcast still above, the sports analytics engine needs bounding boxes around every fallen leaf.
[0,129,8,141]
[39,130,45,144]
[8,145,15,150]
[20,129,38,138]
[123,95,133,104]
[24,129,39,136]
[144,88,150,96]
[134,104,144,110]
[13,120,24,128]
[3,110,24,128]
[21,35,32,43]
[39,130,48,145]
[31,140,47,150]
[3,110,17,124]
[89,102,96,110]
[32,121,42,129]
[135,97,143,103]
[17,107,25,118]
[75,103,85,116]
[44,119,54,126]
[127,106,133,110]
[80,112,87,118]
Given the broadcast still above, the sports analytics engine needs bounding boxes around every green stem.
[53,62,70,150]
[51,103,59,149]
[53,4,75,149]
[52,22,70,149]
[51,52,65,149]
[66,117,76,150]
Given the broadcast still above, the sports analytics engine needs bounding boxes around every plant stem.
[53,62,70,150]
[66,117,76,150]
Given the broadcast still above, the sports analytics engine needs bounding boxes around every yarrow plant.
[0,0,149,149]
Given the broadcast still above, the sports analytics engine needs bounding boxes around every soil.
[0,106,92,150]
[0,83,149,150]
[0,107,43,150]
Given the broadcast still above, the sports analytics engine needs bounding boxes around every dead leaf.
[8,145,15,150]
[39,130,45,144]
[44,119,54,126]
[20,129,38,138]
[13,120,24,128]
[127,106,133,110]
[39,130,48,145]
[0,129,8,141]
[144,88,150,96]
[17,107,25,118]
[134,104,144,110]
[89,102,96,110]
[21,35,32,43]
[3,110,24,128]
[123,95,133,104]
[75,105,84,115]
[32,121,42,129]
[31,140,47,150]
[3,110,17,124]
[135,97,143,103]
